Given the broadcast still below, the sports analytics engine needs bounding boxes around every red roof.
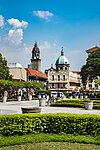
[25,68,47,79]
[86,45,100,53]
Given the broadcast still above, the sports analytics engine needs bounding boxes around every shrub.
[0,113,100,136]
[51,99,100,110]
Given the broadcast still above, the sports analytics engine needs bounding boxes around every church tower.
[31,42,41,70]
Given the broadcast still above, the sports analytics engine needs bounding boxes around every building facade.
[85,45,100,91]
[8,63,27,81]
[45,48,81,95]
[9,42,47,84]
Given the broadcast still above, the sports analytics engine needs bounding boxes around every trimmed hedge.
[51,99,100,109]
[0,113,100,136]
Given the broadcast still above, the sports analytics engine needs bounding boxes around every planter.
[80,95,83,99]
[17,96,22,101]
[76,96,79,99]
[28,95,32,101]
[39,99,46,107]
[84,95,88,98]
[3,96,7,102]
[21,107,41,113]
[84,100,93,110]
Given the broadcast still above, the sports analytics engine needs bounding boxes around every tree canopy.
[80,49,100,86]
[0,53,12,80]
[95,79,100,86]
[0,80,46,93]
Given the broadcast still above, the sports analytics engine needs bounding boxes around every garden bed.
[51,99,100,110]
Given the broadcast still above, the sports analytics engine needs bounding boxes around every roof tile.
[25,68,47,79]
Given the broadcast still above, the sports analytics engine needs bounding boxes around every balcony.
[48,87,67,91]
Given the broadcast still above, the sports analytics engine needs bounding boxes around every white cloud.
[40,41,51,50]
[23,43,33,54]
[0,15,4,27]
[0,36,32,68]
[8,29,23,45]
[33,10,54,21]
[7,18,28,28]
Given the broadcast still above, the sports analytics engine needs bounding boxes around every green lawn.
[0,133,99,150]
[0,142,100,150]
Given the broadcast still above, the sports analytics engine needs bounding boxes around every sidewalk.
[0,101,100,115]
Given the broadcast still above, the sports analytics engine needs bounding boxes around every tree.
[80,49,100,86]
[0,53,12,80]
[95,79,100,86]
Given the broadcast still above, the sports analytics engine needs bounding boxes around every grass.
[0,142,100,150]
[0,133,99,148]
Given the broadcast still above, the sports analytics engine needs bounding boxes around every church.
[25,42,47,83]
[9,42,81,93]
[8,43,100,94]
[8,42,47,84]
[45,47,80,95]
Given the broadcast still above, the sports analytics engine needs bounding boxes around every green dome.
[56,49,69,65]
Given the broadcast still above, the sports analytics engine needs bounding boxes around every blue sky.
[0,0,100,71]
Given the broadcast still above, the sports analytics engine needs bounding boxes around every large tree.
[80,49,100,86]
[0,53,12,80]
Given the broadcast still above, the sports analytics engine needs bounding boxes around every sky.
[0,0,100,71]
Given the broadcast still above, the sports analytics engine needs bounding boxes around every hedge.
[51,100,100,110]
[0,114,100,136]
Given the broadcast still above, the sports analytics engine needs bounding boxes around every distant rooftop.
[86,45,100,53]
[25,68,47,79]
[8,63,23,68]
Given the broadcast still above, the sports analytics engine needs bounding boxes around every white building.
[45,48,81,96]
[8,63,27,81]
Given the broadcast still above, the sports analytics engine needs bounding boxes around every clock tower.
[31,42,41,70]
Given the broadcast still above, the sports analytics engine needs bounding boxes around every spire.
[32,41,40,59]
[34,41,38,47]
[51,64,53,68]
[61,47,64,56]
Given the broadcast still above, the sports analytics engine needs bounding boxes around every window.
[52,83,54,88]
[65,67,67,70]
[58,83,60,88]
[63,75,65,81]
[52,75,54,81]
[60,67,63,70]
[58,75,60,81]
[63,83,65,88]
[89,84,92,89]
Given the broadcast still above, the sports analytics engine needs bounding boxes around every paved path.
[41,107,100,114]
[0,101,100,115]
